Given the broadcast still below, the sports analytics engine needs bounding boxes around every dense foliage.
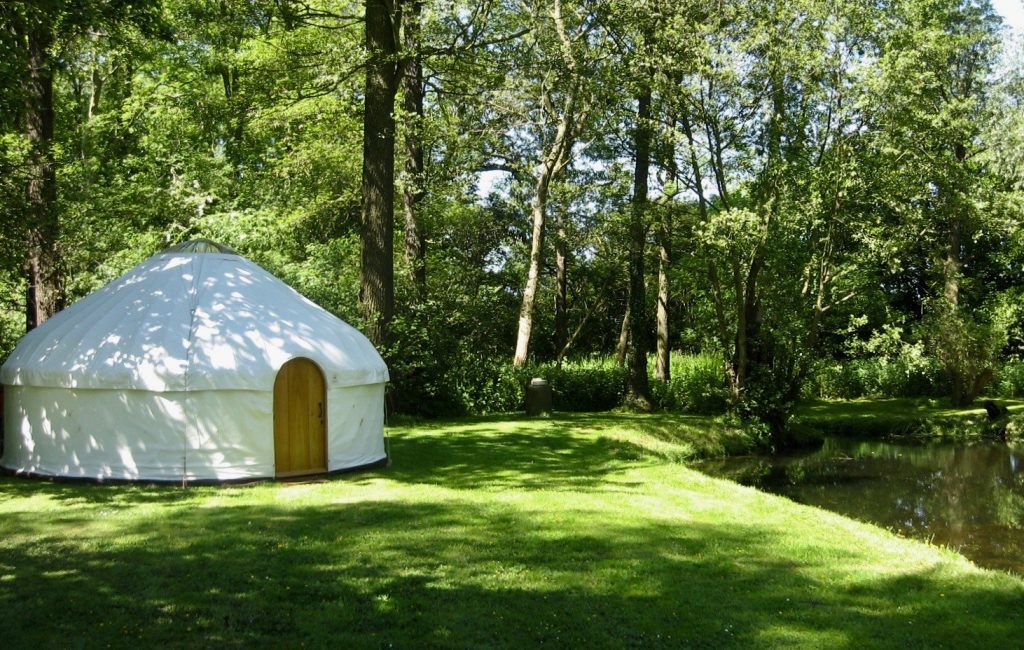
[1,0,1022,425]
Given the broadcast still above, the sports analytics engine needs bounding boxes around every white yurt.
[0,239,389,482]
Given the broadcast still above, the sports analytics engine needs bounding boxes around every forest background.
[2,0,1024,441]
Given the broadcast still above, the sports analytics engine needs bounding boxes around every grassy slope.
[798,398,1024,437]
[1,413,1022,648]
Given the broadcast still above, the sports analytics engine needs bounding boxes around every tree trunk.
[79,57,104,163]
[615,301,630,367]
[732,259,747,390]
[360,0,399,347]
[512,175,550,368]
[402,0,427,299]
[655,216,671,382]
[682,109,736,395]
[512,0,580,368]
[944,193,962,307]
[557,297,602,364]
[655,148,676,383]
[512,82,577,368]
[944,143,967,404]
[554,210,569,360]
[742,251,766,379]
[88,62,103,122]
[24,17,61,330]
[704,114,731,210]
[627,88,652,408]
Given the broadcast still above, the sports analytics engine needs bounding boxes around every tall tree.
[512,0,592,367]
[603,0,700,386]
[626,84,653,406]
[677,0,878,436]
[401,0,427,299]
[654,153,676,382]
[553,205,569,357]
[22,6,61,330]
[865,0,1003,406]
[360,0,401,346]
[14,0,163,330]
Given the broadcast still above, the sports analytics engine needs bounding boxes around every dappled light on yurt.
[0,240,389,482]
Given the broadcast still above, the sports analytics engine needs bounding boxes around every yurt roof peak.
[162,238,237,255]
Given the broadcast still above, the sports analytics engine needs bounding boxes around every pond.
[697,437,1024,575]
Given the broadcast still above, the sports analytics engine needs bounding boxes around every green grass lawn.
[2,412,1022,648]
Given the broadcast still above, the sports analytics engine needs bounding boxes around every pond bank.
[697,435,1024,576]
[584,398,1024,456]
[795,398,1024,440]
[400,399,1024,462]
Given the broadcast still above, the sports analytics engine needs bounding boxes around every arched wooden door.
[273,358,327,477]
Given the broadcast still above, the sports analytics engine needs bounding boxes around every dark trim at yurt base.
[0,455,390,487]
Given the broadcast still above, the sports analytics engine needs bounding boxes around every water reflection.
[698,438,1024,575]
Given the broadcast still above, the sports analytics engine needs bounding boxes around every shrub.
[392,352,630,417]
[923,303,1009,406]
[544,358,628,412]
[393,350,734,418]
[992,359,1024,398]
[807,354,949,400]
[650,353,729,414]
[451,357,629,415]
[453,358,529,415]
[386,306,467,418]
[807,321,950,400]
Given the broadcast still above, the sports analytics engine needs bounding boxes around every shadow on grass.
[0,477,209,510]
[380,419,643,491]
[576,412,756,457]
[375,412,756,491]
[0,415,653,503]
[1,495,1021,648]
[2,413,1022,646]
[0,412,737,504]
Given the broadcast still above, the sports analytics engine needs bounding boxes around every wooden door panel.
[274,358,327,477]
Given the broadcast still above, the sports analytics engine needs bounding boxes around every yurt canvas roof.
[0,241,388,391]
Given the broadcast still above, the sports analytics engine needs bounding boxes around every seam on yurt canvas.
[181,253,206,484]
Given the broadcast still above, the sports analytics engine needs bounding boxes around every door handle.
[318,402,324,419]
